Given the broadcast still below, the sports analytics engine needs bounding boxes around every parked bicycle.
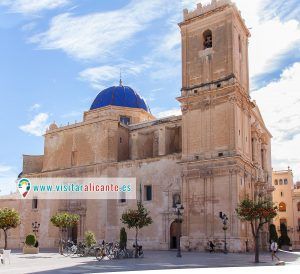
[75,241,97,257]
[61,240,77,257]
[95,241,134,260]
[133,243,144,258]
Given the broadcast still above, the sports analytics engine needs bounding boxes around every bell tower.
[177,0,252,161]
[176,1,272,253]
[179,0,250,95]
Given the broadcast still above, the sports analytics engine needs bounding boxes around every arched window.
[203,29,212,49]
[279,202,286,212]
[279,179,283,185]
[284,179,288,185]
[274,179,278,185]
[297,202,300,212]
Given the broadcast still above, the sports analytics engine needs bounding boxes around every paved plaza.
[0,249,299,274]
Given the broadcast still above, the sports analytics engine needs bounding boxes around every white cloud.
[252,62,300,181]
[181,0,300,79]
[0,164,12,174]
[0,0,70,14]
[0,164,17,195]
[29,103,41,111]
[30,0,172,60]
[249,17,300,78]
[79,63,150,90]
[19,113,49,136]
[21,22,37,32]
[155,108,182,118]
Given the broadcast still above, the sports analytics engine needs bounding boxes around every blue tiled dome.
[90,84,150,112]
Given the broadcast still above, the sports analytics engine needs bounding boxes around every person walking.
[209,241,215,253]
[270,240,280,261]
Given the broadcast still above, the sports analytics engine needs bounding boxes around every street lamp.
[174,203,184,257]
[219,212,228,254]
[32,221,40,235]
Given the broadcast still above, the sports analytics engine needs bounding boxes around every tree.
[119,227,127,250]
[278,223,291,248]
[236,198,277,263]
[50,212,79,254]
[269,224,278,244]
[0,208,20,249]
[121,202,153,257]
[84,231,96,248]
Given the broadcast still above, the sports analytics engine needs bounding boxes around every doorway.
[68,225,78,244]
[170,221,180,249]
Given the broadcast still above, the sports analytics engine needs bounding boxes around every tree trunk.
[135,228,138,258]
[4,229,8,250]
[254,234,260,263]
[59,228,63,255]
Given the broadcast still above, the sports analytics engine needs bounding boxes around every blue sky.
[0,0,300,190]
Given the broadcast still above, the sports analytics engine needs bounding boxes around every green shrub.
[84,231,96,247]
[119,227,127,250]
[25,234,36,247]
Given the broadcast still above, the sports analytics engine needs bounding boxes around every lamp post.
[32,222,40,236]
[174,203,184,257]
[219,212,228,254]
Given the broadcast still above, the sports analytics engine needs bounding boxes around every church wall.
[23,155,44,174]
[103,155,183,250]
[118,125,129,161]
[43,120,120,172]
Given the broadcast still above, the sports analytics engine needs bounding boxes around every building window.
[279,179,283,185]
[120,137,122,143]
[32,198,38,209]
[279,202,286,212]
[144,185,152,201]
[284,179,288,185]
[172,193,181,208]
[71,151,78,166]
[274,179,278,185]
[297,202,300,212]
[119,191,126,203]
[120,116,131,125]
[280,191,283,197]
[203,29,212,49]
[238,35,242,53]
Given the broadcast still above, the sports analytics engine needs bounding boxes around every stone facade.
[0,0,272,252]
[272,169,300,249]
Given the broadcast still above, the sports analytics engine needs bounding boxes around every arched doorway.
[170,221,180,249]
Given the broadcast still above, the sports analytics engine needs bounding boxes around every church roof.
[90,83,150,112]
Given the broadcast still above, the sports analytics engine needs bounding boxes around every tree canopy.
[50,212,79,228]
[121,202,153,230]
[0,207,20,231]
[236,198,277,263]
[0,207,20,249]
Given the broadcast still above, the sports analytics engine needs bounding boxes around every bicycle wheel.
[118,249,126,259]
[70,245,77,257]
[95,248,105,261]
[62,246,71,257]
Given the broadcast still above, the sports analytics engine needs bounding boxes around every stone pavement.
[0,249,299,274]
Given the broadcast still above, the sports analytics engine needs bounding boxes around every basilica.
[1,0,273,252]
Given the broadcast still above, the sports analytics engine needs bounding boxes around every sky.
[0,0,300,192]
